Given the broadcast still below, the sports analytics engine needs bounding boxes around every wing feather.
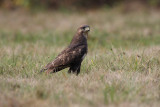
[44,45,87,71]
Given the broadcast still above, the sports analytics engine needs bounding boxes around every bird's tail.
[40,68,47,73]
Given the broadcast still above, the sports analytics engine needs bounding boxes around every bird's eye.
[82,27,85,30]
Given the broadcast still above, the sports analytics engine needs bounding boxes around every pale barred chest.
[77,45,87,61]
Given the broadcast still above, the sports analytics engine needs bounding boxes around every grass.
[0,8,160,107]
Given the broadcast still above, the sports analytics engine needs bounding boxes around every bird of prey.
[40,25,90,75]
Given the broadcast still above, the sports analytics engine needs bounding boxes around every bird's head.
[77,25,90,37]
[70,25,90,46]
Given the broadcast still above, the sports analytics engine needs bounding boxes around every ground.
[0,8,160,107]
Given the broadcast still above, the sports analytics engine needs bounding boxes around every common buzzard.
[40,25,90,75]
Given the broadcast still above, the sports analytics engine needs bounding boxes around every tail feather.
[40,64,68,74]
[40,68,47,73]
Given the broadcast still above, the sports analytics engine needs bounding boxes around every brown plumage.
[40,25,90,75]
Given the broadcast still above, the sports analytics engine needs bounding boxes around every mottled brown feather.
[41,25,90,74]
[44,45,86,73]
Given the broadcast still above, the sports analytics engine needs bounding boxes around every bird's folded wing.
[45,45,86,70]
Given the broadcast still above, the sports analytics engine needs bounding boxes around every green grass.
[0,9,160,107]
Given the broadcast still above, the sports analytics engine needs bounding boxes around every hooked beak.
[85,26,90,32]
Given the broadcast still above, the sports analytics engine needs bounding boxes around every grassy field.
[0,8,160,107]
